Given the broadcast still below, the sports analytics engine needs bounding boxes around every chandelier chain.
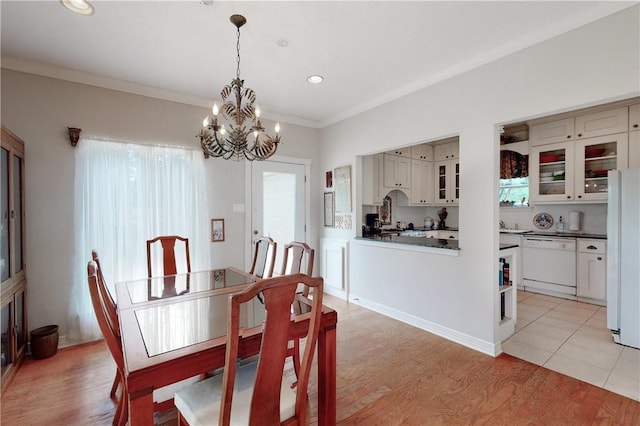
[235,26,241,79]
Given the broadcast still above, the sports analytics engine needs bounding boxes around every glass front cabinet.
[530,133,628,203]
[1,126,27,392]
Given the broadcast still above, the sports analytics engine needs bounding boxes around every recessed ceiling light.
[61,0,94,15]
[276,39,289,48]
[307,75,324,84]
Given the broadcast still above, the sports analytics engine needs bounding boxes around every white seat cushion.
[153,375,201,404]
[174,362,296,426]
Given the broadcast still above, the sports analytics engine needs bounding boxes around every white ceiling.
[1,1,635,128]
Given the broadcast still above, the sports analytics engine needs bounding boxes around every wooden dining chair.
[248,236,277,279]
[174,273,324,426]
[87,260,200,425]
[146,235,191,278]
[87,260,129,426]
[280,241,315,289]
[91,250,121,399]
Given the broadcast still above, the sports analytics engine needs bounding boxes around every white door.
[250,160,307,274]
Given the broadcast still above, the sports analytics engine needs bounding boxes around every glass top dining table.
[114,267,337,426]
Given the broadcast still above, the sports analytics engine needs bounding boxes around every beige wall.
[0,70,319,339]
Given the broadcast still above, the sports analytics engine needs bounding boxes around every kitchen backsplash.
[362,190,459,229]
[500,204,607,234]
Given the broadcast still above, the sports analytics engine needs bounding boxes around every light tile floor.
[503,290,640,401]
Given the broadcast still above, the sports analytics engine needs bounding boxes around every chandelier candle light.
[199,14,281,161]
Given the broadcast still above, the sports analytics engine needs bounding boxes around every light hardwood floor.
[2,294,639,425]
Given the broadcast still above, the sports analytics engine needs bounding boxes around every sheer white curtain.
[69,138,209,342]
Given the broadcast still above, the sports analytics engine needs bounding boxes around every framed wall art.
[334,165,351,214]
[211,218,225,242]
[324,192,335,227]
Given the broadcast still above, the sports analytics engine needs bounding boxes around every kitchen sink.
[500,229,531,234]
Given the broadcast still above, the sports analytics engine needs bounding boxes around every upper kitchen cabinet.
[434,140,459,161]
[411,143,433,161]
[409,159,433,205]
[629,104,639,169]
[531,106,629,147]
[385,148,411,158]
[530,133,628,203]
[434,158,459,205]
[433,138,459,205]
[575,107,628,140]
[530,142,575,202]
[362,154,384,206]
[630,103,640,131]
[383,152,411,190]
[530,118,574,146]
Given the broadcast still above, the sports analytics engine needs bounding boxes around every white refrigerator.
[606,169,640,349]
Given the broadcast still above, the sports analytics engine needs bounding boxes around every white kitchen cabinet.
[434,141,459,161]
[577,239,606,305]
[629,103,640,131]
[574,133,628,201]
[362,153,384,205]
[409,160,433,205]
[383,154,411,190]
[531,107,629,147]
[629,130,640,169]
[411,143,433,161]
[530,133,628,203]
[575,107,628,140]
[385,148,411,158]
[629,104,639,169]
[530,118,575,146]
[425,230,458,239]
[529,141,575,202]
[434,159,459,205]
[383,153,411,189]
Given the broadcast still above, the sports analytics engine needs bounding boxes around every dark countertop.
[355,235,460,250]
[525,231,607,240]
[500,243,519,250]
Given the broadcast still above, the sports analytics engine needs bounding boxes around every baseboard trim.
[349,294,499,357]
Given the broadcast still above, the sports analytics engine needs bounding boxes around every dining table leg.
[317,323,337,426]
[128,389,154,426]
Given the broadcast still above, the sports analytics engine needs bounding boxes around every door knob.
[253,230,259,235]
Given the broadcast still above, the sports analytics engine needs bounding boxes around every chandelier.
[199,14,281,161]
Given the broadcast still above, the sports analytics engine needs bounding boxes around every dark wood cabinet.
[1,125,27,393]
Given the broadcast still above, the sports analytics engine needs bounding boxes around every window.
[69,138,209,342]
[499,177,529,207]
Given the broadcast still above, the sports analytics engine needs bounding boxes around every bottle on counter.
[556,216,565,232]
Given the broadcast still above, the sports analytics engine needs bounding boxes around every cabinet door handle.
[567,135,572,139]
[578,195,582,199]
[567,196,571,199]
[597,257,602,260]
[577,133,583,137]
[587,245,597,250]
[633,124,638,128]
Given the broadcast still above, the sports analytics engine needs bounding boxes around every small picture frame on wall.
[325,171,333,188]
[211,218,225,242]
[324,192,335,227]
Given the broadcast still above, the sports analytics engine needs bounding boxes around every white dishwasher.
[523,236,577,299]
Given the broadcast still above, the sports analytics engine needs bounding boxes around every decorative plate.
[533,213,554,229]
